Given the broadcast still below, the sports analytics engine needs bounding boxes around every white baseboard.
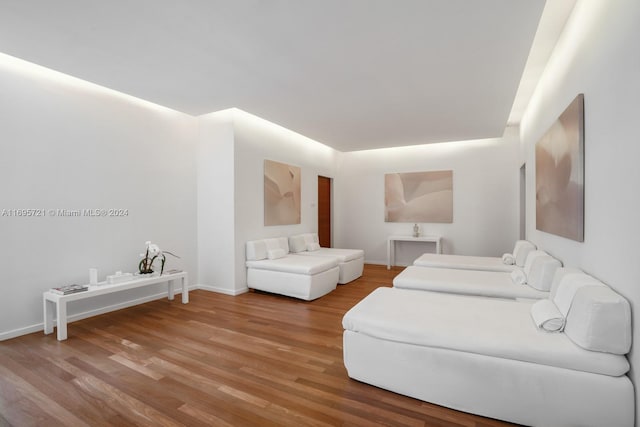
[0,323,45,341]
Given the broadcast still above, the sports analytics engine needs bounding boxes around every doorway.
[318,176,332,247]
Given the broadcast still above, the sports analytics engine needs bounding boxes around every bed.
[343,272,634,426]
[412,240,536,272]
[394,250,561,299]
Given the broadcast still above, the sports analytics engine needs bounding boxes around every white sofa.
[394,250,561,300]
[289,233,364,284]
[245,237,339,300]
[343,269,634,427]
[413,240,536,272]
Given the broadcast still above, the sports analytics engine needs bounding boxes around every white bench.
[43,271,188,341]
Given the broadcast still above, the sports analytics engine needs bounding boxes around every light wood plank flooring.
[0,264,517,426]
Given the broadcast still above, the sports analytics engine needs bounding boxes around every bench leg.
[168,279,175,301]
[181,276,189,304]
[56,301,68,341]
[43,298,54,335]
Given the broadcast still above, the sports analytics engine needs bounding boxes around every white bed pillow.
[553,273,605,317]
[526,255,562,291]
[513,240,536,267]
[523,250,547,277]
[307,242,321,252]
[246,240,268,261]
[565,285,632,354]
[246,237,289,261]
[302,233,318,246]
[267,248,287,260]
[549,267,584,300]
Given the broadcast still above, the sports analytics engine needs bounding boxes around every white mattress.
[295,247,364,263]
[246,255,337,275]
[343,287,629,377]
[413,253,518,272]
[394,265,548,299]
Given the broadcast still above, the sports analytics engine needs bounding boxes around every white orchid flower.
[148,243,161,256]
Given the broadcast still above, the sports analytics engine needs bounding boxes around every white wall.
[0,54,198,340]
[520,0,640,420]
[196,109,340,294]
[197,110,236,294]
[334,128,521,266]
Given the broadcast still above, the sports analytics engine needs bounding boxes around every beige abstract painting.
[264,159,301,226]
[385,170,453,223]
[536,94,584,242]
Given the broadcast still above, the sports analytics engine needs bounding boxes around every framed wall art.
[385,170,453,223]
[535,94,584,242]
[264,159,301,226]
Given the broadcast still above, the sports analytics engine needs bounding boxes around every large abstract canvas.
[536,94,584,242]
[264,159,301,226]
[385,170,453,223]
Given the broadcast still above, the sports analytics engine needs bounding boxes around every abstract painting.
[264,159,301,226]
[385,170,453,223]
[536,94,584,242]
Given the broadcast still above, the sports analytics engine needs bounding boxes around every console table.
[387,235,442,269]
[43,271,188,341]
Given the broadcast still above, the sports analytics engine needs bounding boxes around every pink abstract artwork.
[536,94,584,242]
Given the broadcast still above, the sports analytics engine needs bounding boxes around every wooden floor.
[0,264,516,427]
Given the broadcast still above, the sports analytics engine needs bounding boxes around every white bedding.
[343,287,629,376]
[393,265,548,300]
[413,253,518,272]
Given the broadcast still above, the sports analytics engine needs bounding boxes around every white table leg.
[167,279,175,301]
[181,276,189,304]
[387,239,392,270]
[56,300,68,341]
[436,239,441,254]
[43,298,54,335]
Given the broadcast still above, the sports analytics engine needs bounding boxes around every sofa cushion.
[302,233,319,245]
[307,242,321,252]
[288,235,307,253]
[267,248,287,260]
[565,285,632,355]
[246,237,289,261]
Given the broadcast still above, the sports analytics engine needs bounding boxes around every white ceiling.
[0,1,568,152]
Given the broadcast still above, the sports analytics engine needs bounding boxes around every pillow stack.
[512,240,536,267]
[529,269,632,356]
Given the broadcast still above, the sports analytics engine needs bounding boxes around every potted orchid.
[139,241,179,275]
